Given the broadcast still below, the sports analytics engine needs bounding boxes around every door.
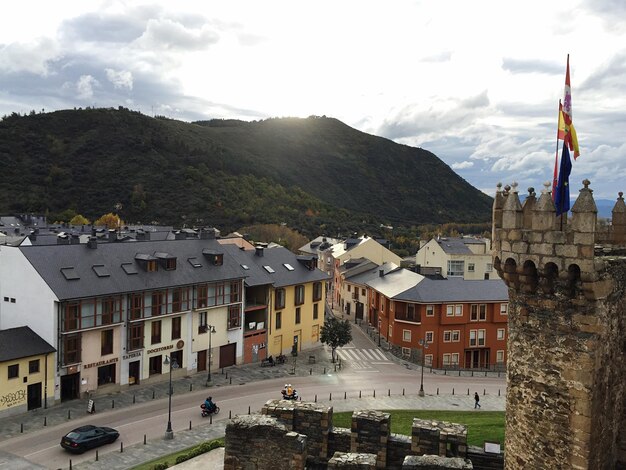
[346,303,351,315]
[356,302,364,320]
[129,360,140,385]
[219,343,236,368]
[27,382,42,410]
[61,373,80,401]
[197,350,207,372]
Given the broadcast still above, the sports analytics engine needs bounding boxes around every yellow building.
[0,326,56,418]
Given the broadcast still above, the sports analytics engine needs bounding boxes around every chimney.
[379,269,385,277]
[200,228,217,240]
[174,231,186,240]
[70,233,80,244]
[28,231,37,242]
[87,236,97,249]
[108,229,117,242]
[255,246,264,257]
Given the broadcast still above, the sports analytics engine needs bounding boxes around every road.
[0,318,506,469]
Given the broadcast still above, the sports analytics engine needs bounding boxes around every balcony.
[244,309,267,337]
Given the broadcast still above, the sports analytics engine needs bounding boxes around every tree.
[94,212,122,229]
[70,214,90,225]
[320,317,352,363]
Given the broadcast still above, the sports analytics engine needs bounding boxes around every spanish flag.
[560,55,580,159]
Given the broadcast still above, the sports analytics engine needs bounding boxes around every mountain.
[0,108,492,237]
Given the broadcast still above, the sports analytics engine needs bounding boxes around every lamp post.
[418,338,429,397]
[163,355,179,439]
[206,325,216,386]
[378,318,382,347]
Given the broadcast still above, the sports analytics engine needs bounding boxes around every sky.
[1,0,626,200]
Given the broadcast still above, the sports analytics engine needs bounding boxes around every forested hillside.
[0,108,492,238]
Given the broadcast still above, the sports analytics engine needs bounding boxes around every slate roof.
[345,262,399,285]
[393,277,509,303]
[0,326,56,362]
[18,239,247,301]
[228,246,330,288]
[435,237,488,255]
[366,268,425,298]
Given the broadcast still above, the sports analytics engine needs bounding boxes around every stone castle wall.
[492,181,626,469]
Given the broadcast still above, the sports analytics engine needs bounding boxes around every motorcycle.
[281,389,299,401]
[201,403,220,417]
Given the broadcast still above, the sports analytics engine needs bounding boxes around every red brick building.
[367,269,509,369]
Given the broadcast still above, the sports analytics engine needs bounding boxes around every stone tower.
[492,180,626,469]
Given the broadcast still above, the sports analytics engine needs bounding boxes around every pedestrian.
[474,392,481,409]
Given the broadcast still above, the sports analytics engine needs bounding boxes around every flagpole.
[551,100,562,201]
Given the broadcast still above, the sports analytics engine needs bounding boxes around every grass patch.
[129,437,224,470]
[332,410,504,447]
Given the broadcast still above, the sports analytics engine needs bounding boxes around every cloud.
[451,161,474,170]
[75,75,99,100]
[105,68,133,90]
[502,58,562,75]
[61,12,147,43]
[136,18,219,51]
[0,38,59,75]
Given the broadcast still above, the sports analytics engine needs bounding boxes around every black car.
[60,425,119,453]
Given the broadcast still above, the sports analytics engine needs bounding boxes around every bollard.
[96,450,99,461]
[323,367,326,374]
[120,442,123,453]
[112,399,115,409]
[69,459,72,470]
[458,370,461,377]
[468,388,470,395]
[225,373,228,379]
[334,364,337,372]
[222,367,224,375]
[229,410,232,419]
[498,389,501,396]
[359,390,362,398]
[20,423,23,433]
[437,387,439,395]
[310,368,312,375]
[44,417,47,426]
[229,377,232,385]
[248,406,251,414]
[329,392,332,401]
[344,391,347,399]
[402,388,405,396]
[373,389,376,398]
[388,389,390,397]
[210,415,213,424]
[190,383,193,392]
[315,394,317,403]
[484,388,486,395]
[485,371,488,377]
[133,394,136,404]
[189,420,192,430]
[144,434,147,445]
[152,390,155,399]
[68,409,71,419]
[452,388,455,395]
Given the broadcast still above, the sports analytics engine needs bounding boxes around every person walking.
[474,392,481,409]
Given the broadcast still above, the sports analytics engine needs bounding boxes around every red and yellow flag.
[560,55,580,159]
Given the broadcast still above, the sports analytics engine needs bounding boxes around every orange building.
[367,269,509,369]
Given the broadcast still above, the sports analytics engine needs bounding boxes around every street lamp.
[206,325,216,386]
[378,318,382,347]
[163,355,179,439]
[418,338,429,397]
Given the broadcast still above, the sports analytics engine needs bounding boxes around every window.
[446,305,454,317]
[313,303,319,320]
[147,260,157,272]
[130,294,143,320]
[496,350,505,363]
[486,263,493,273]
[164,258,176,270]
[452,330,460,342]
[295,307,301,324]
[312,324,319,342]
[451,353,459,365]
[295,285,305,305]
[129,323,144,351]
[443,331,451,342]
[455,305,463,316]
[228,305,241,329]
[425,331,433,343]
[469,330,477,346]
[8,364,19,379]
[64,302,80,331]
[172,288,184,313]
[497,328,505,340]
[101,329,113,355]
[447,260,464,277]
[197,285,208,309]
[403,329,411,342]
[426,305,434,317]
[313,282,323,301]
[479,304,487,321]
[275,288,285,310]
[230,281,241,303]
[402,347,411,357]
[198,311,207,334]
[425,354,433,367]
[151,292,164,316]
[276,311,282,329]
[29,359,40,374]
[388,325,393,338]
[470,304,478,321]
[500,303,509,315]
[478,329,486,346]
[361,288,366,296]
[172,316,182,340]
[468,263,475,272]
[63,335,81,365]
[407,304,416,321]
[149,355,162,375]
[443,353,451,366]
[347,285,351,292]
[101,298,115,325]
[151,320,162,344]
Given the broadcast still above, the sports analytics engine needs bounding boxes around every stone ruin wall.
[492,181,626,469]
[223,399,499,469]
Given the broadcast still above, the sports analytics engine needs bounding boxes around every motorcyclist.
[204,396,215,412]
[287,384,293,397]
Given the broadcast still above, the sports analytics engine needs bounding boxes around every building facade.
[416,236,498,280]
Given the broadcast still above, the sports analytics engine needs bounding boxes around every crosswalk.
[336,347,393,370]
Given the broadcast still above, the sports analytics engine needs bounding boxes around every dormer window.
[296,255,316,271]
[202,249,224,266]
[135,253,158,272]
[154,252,177,270]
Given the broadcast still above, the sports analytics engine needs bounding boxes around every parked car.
[60,425,119,453]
